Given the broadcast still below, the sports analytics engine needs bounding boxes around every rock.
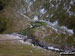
[31,25,75,51]
[11,33,27,39]
[0,34,24,44]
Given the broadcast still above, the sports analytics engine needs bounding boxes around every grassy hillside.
[0,34,60,56]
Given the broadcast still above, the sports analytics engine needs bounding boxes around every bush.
[0,15,7,33]
[0,0,10,11]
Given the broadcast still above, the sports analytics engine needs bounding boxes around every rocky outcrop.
[32,26,75,51]
[22,21,75,52]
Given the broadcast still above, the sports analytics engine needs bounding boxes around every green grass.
[31,21,47,27]
[0,43,51,56]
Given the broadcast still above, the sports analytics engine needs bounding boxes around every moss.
[23,28,30,35]
[41,22,47,26]
[23,29,28,35]
[31,21,42,27]
[31,21,47,27]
